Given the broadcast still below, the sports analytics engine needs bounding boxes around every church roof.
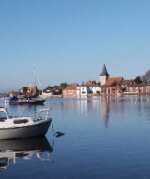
[100,64,109,76]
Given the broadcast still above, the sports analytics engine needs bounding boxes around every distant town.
[2,64,150,99]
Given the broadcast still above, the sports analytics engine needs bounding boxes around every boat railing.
[0,108,9,120]
[36,108,50,121]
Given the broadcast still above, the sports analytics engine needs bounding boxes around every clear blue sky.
[0,0,150,91]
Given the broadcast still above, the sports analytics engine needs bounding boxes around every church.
[99,64,124,96]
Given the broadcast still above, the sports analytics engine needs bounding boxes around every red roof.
[63,86,77,90]
[105,77,124,87]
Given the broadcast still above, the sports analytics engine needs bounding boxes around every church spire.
[100,64,109,76]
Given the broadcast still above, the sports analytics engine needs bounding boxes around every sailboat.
[9,95,45,105]
[9,67,46,105]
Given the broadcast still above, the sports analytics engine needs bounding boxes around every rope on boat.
[50,120,65,138]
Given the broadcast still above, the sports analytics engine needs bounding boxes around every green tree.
[60,83,68,89]
[134,76,142,84]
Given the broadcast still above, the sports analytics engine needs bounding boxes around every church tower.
[100,64,109,86]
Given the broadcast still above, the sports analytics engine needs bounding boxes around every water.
[1,96,150,179]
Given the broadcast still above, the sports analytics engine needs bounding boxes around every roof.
[85,80,97,87]
[63,86,77,90]
[100,64,109,76]
[105,77,124,87]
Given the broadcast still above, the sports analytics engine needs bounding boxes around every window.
[0,112,7,121]
[13,119,28,124]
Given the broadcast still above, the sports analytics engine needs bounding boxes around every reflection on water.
[0,137,53,172]
[46,96,150,127]
[100,97,110,128]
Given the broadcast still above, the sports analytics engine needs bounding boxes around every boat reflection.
[0,137,53,172]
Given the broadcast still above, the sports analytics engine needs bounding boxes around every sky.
[0,0,150,91]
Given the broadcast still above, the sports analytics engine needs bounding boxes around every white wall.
[77,86,88,97]
[100,76,107,86]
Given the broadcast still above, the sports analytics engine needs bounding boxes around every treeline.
[134,70,150,84]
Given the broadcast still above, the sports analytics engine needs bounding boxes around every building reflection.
[99,96,127,128]
[99,96,150,127]
[8,96,150,129]
[0,137,53,172]
[99,97,110,128]
[57,99,88,115]
[12,96,150,131]
[77,99,88,115]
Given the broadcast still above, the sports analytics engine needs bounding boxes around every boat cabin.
[0,107,30,125]
[0,108,8,121]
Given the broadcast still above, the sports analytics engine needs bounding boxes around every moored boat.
[9,96,45,105]
[0,107,52,140]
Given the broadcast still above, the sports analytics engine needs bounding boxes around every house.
[123,84,150,95]
[77,86,88,98]
[20,86,40,97]
[51,86,62,96]
[42,86,53,97]
[63,85,89,98]
[85,81,101,96]
[91,86,101,95]
[63,85,77,98]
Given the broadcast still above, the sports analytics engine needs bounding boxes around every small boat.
[9,96,45,105]
[0,107,52,140]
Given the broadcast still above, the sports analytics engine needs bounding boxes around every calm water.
[1,96,150,179]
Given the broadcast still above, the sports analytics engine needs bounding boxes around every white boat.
[0,107,52,140]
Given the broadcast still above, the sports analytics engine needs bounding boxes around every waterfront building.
[62,85,77,98]
[85,80,101,96]
[99,64,150,96]
[63,85,88,98]
[63,64,150,97]
[122,84,150,95]
[20,86,40,97]
[89,86,101,96]
[76,86,88,98]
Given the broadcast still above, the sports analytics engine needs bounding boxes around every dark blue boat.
[9,96,45,105]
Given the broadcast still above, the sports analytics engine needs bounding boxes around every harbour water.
[1,96,150,179]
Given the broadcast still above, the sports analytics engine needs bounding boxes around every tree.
[143,70,150,83]
[134,76,142,84]
[60,83,68,89]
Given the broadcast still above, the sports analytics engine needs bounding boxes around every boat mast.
[33,66,43,94]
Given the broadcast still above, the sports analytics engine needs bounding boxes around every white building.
[89,86,101,95]
[76,86,88,98]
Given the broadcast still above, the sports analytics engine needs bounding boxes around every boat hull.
[9,99,45,105]
[0,120,52,140]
